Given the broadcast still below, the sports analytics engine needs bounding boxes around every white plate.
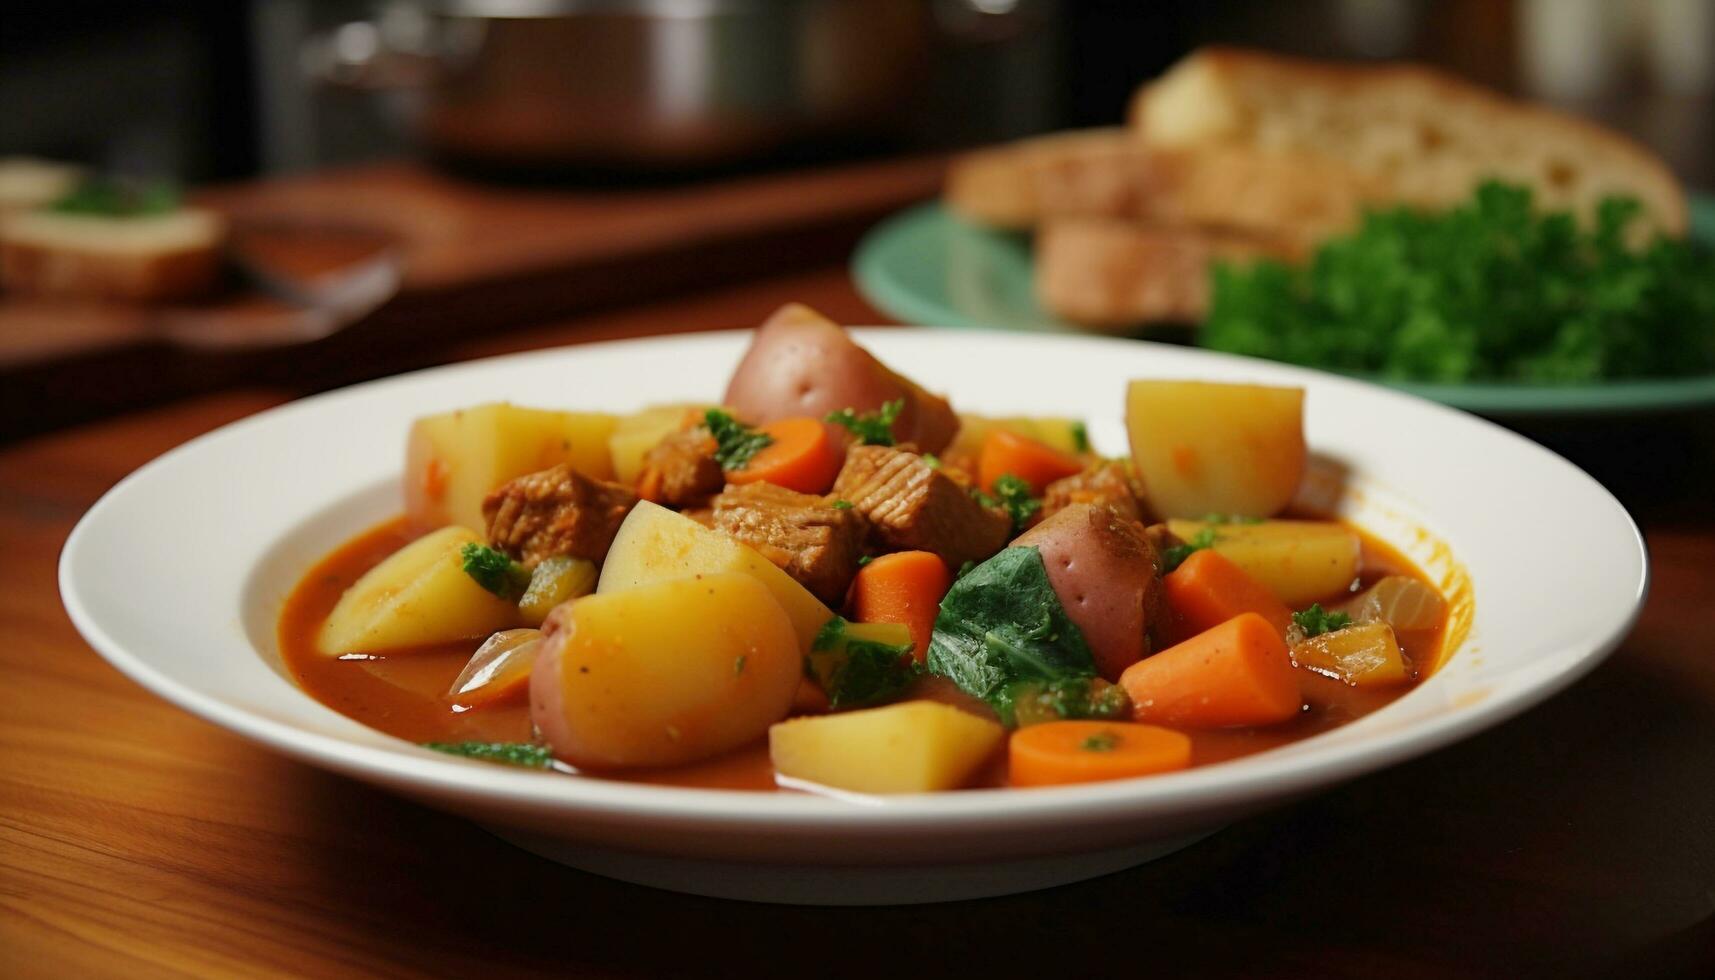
[60,330,1647,905]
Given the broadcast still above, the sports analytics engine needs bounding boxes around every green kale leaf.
[807,617,918,709]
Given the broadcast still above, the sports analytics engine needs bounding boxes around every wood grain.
[5,267,1715,978]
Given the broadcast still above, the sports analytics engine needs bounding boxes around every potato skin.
[722,304,958,452]
[530,572,800,769]
[1011,503,1164,681]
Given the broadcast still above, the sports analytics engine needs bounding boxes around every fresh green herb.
[1070,421,1090,454]
[1080,731,1120,752]
[704,408,773,470]
[1292,603,1353,638]
[927,546,1097,722]
[459,543,531,600]
[1200,513,1264,525]
[1203,181,1715,383]
[1003,676,1132,729]
[857,555,875,567]
[734,655,747,675]
[831,499,853,510]
[808,618,918,708]
[1160,528,1219,573]
[974,473,1041,534]
[423,741,553,769]
[920,452,941,469]
[825,399,904,446]
[49,177,179,217]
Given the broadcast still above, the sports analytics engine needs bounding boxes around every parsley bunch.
[1203,182,1715,383]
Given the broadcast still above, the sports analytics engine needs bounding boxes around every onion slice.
[447,628,543,706]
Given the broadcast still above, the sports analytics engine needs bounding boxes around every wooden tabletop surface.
[6,261,1715,979]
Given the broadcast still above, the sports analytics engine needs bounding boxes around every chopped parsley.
[459,542,531,600]
[423,741,553,769]
[974,473,1041,534]
[1160,528,1219,572]
[705,408,773,470]
[1080,730,1120,752]
[1070,421,1090,454]
[1005,677,1132,728]
[1292,603,1353,638]
[734,655,747,675]
[826,399,903,446]
[831,499,853,510]
[857,555,875,567]
[920,452,941,469]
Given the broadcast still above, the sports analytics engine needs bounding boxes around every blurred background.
[5,0,1711,183]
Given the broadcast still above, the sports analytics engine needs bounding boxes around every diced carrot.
[1163,548,1293,641]
[1008,720,1192,787]
[978,429,1085,495]
[1119,612,1301,728]
[850,550,952,663]
[726,417,845,494]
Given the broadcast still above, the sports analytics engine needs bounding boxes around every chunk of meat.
[1042,461,1148,525]
[638,428,724,507]
[832,445,1011,570]
[711,482,869,606]
[483,464,638,567]
[1013,503,1166,680]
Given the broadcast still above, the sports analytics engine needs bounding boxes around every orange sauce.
[279,516,1449,790]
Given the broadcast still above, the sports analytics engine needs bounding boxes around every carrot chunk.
[978,429,1085,496]
[1163,548,1294,640]
[1119,612,1301,728]
[1009,720,1192,787]
[850,550,952,664]
[726,417,845,495]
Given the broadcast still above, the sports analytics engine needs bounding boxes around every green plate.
[854,194,1715,417]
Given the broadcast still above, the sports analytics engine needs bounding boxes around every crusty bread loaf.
[0,208,226,302]
[1133,46,1688,235]
[1034,220,1301,330]
[943,128,1137,229]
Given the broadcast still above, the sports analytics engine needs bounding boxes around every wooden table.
[6,263,1715,978]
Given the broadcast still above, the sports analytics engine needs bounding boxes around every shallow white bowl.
[60,330,1647,904]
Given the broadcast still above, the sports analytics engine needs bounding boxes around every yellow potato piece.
[597,501,834,652]
[317,526,519,655]
[533,572,801,768]
[608,402,709,486]
[1167,519,1360,607]
[404,403,617,532]
[769,701,1004,794]
[1127,380,1305,519]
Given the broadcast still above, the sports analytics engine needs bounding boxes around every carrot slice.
[1009,720,1192,787]
[978,429,1085,495]
[850,550,953,663]
[726,417,845,494]
[1119,612,1301,728]
[1163,548,1293,641]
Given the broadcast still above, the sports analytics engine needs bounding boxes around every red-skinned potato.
[1011,503,1164,681]
[722,304,959,453]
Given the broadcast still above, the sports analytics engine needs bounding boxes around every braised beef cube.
[711,482,868,605]
[640,428,724,507]
[832,445,1011,569]
[1042,461,1147,524]
[483,464,637,566]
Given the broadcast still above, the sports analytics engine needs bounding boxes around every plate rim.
[58,328,1650,831]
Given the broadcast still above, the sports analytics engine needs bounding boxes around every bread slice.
[1035,219,1301,330]
[944,128,1137,229]
[1133,46,1688,235]
[0,208,226,302]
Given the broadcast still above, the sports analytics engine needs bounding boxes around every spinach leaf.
[927,546,1097,721]
[423,741,554,769]
[807,618,917,709]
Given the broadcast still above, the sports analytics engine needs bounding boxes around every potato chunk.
[1126,380,1305,519]
[1166,518,1359,607]
[530,572,801,768]
[597,501,834,652]
[769,700,1005,794]
[404,403,617,532]
[317,526,519,655]
[608,403,708,486]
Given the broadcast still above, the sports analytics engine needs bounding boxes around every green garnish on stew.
[1004,676,1132,728]
[423,741,554,769]
[1080,731,1120,752]
[49,177,180,217]
[920,452,941,469]
[705,409,773,470]
[1070,421,1090,454]
[1161,528,1219,573]
[808,618,918,709]
[1292,603,1353,638]
[826,399,904,446]
[1203,181,1715,383]
[831,499,853,510]
[974,473,1041,534]
[459,543,531,600]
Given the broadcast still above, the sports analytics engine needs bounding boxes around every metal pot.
[306,0,1043,171]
